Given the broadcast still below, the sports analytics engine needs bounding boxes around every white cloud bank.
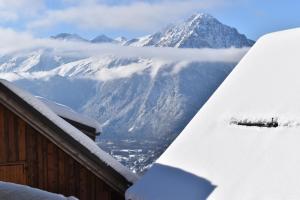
[0,27,249,82]
[0,27,248,63]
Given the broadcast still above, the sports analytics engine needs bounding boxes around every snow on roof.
[0,79,138,184]
[126,28,300,199]
[35,96,102,133]
[0,181,77,200]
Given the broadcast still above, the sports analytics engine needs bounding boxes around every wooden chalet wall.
[0,103,123,200]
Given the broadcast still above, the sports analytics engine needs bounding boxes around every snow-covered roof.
[0,181,77,200]
[35,96,101,133]
[0,79,138,184]
[126,28,300,199]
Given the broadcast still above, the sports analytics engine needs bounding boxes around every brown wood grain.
[3,107,8,163]
[27,125,39,187]
[8,112,16,162]
[47,141,58,193]
[0,105,6,163]
[0,164,26,185]
[18,119,26,161]
[37,134,45,189]
[80,166,88,200]
[0,103,125,200]
[58,149,66,195]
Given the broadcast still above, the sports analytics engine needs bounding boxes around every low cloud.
[79,44,248,63]
[0,27,248,63]
[0,27,249,82]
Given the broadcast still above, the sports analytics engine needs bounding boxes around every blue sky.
[1,0,300,40]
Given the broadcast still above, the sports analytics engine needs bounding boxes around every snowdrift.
[126,28,300,200]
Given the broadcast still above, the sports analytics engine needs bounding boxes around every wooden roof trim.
[61,117,100,136]
[0,83,131,194]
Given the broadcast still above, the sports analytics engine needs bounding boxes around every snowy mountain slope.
[1,54,235,139]
[0,48,80,73]
[126,13,254,48]
[83,61,233,139]
[126,28,300,199]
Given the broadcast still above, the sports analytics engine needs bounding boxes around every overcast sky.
[0,0,300,40]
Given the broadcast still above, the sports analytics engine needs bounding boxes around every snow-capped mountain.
[0,48,81,73]
[51,13,254,49]
[4,54,235,140]
[91,34,115,43]
[126,13,254,48]
[51,33,88,42]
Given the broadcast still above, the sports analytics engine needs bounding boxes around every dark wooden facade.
[0,82,132,200]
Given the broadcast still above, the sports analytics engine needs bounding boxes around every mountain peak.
[187,13,215,22]
[127,13,254,48]
[91,34,114,43]
[51,33,88,42]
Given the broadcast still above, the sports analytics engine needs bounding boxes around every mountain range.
[51,13,254,48]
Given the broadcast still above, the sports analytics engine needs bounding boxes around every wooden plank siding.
[0,163,26,184]
[0,104,123,200]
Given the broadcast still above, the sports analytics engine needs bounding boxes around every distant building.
[0,80,138,200]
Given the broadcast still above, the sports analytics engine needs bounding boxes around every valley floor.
[97,137,174,175]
